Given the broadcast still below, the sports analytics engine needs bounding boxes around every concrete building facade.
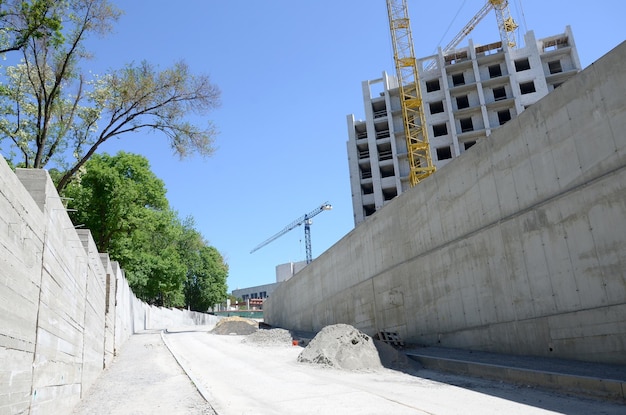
[347,27,581,225]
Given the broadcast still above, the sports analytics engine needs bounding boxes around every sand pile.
[297,324,383,370]
[211,316,258,335]
[242,328,293,346]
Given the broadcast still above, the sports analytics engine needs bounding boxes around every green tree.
[123,209,187,307]
[179,220,228,311]
[64,151,228,308]
[0,0,63,54]
[64,151,167,252]
[0,0,220,191]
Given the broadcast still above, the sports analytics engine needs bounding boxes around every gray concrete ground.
[71,330,215,415]
[73,327,626,415]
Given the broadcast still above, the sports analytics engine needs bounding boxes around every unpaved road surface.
[72,330,215,415]
[74,327,625,415]
[164,329,625,415]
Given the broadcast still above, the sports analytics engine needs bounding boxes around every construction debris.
[210,316,258,335]
[375,331,405,347]
[297,324,383,371]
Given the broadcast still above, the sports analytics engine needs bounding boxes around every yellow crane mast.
[386,0,435,187]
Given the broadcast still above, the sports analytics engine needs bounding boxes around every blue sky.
[83,0,624,292]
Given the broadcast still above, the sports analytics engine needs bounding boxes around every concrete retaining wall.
[265,41,626,365]
[0,159,219,414]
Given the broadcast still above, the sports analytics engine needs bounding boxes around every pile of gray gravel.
[297,324,383,371]
[242,328,294,346]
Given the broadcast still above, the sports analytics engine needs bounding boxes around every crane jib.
[250,202,332,264]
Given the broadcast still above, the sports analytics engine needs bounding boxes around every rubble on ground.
[242,328,293,346]
[297,324,383,371]
[210,316,258,335]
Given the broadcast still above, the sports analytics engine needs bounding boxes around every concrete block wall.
[0,157,219,414]
[0,159,46,415]
[265,41,626,365]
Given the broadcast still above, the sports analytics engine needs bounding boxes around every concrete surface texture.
[0,158,219,414]
[71,330,215,415]
[265,40,626,365]
[85,325,622,415]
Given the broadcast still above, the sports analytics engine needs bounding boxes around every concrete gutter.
[406,348,626,403]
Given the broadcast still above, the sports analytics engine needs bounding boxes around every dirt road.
[73,327,625,415]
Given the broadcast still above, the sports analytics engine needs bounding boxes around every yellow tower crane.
[442,0,519,54]
[386,0,435,187]
[386,1,518,187]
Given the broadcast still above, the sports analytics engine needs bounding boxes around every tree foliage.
[180,221,229,311]
[63,152,228,309]
[0,0,63,54]
[0,0,220,191]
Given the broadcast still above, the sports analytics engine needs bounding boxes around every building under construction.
[347,26,581,225]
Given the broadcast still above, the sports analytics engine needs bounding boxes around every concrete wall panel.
[266,41,626,365]
[0,159,220,414]
[0,158,43,414]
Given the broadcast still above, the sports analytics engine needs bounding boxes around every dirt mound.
[211,317,258,335]
[297,324,383,371]
[242,328,293,346]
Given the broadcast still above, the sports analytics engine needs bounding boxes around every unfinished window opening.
[452,73,465,86]
[357,144,369,159]
[426,79,440,92]
[464,141,476,150]
[456,95,469,109]
[361,183,373,195]
[429,101,445,114]
[498,109,511,125]
[372,100,387,118]
[380,165,395,178]
[460,117,474,132]
[445,50,468,65]
[364,204,376,217]
[377,142,393,161]
[543,37,568,52]
[433,123,448,137]
[520,81,536,95]
[382,187,397,201]
[355,123,367,139]
[375,122,390,139]
[548,60,563,74]
[488,64,502,78]
[360,165,372,179]
[552,82,563,89]
[493,86,506,101]
[436,146,452,160]
[514,58,531,71]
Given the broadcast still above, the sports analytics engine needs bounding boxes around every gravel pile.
[242,328,294,346]
[211,317,258,335]
[297,324,383,371]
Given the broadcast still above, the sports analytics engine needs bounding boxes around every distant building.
[232,261,307,304]
[346,27,581,226]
